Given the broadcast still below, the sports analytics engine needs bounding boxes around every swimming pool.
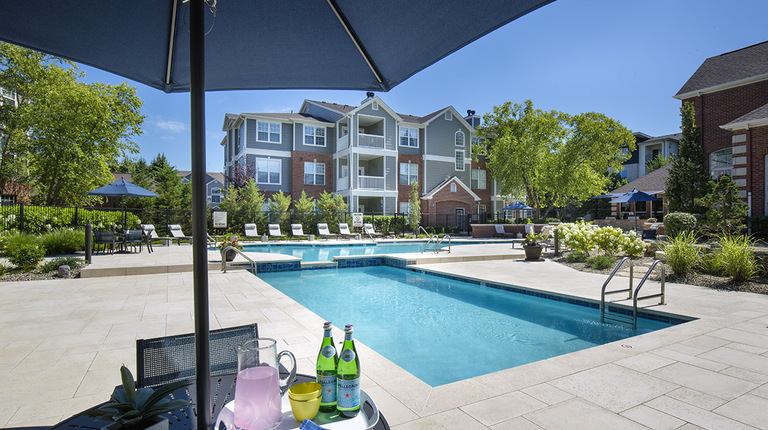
[242,241,468,262]
[257,266,684,386]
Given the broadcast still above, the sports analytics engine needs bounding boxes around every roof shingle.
[676,41,768,97]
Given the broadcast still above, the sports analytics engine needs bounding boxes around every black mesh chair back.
[136,323,258,388]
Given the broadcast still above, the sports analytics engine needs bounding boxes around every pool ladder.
[600,257,665,329]
[419,227,451,253]
[220,245,257,274]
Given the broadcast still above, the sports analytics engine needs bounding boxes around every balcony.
[337,176,349,191]
[337,134,349,151]
[358,175,385,190]
[358,133,385,149]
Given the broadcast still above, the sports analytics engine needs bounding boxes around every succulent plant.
[84,365,191,430]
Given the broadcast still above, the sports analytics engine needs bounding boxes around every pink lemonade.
[234,366,282,430]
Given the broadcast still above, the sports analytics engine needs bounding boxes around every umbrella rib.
[166,0,180,86]
[326,0,383,84]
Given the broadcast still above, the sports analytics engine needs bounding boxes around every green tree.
[666,102,710,213]
[477,100,634,219]
[219,178,264,231]
[646,153,672,173]
[695,175,747,236]
[408,181,421,233]
[148,154,190,209]
[293,190,315,229]
[317,191,349,230]
[0,43,144,206]
[267,191,292,229]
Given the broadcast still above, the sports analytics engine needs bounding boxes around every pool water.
[257,266,680,386]
[242,242,455,262]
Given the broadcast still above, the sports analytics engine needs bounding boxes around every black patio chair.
[135,323,259,388]
[123,229,147,252]
[93,230,116,254]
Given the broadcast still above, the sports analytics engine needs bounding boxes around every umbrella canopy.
[87,178,157,198]
[503,201,533,210]
[609,188,661,203]
[0,2,555,427]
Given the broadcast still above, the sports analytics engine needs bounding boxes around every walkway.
[1,241,767,429]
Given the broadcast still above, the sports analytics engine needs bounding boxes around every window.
[709,148,733,179]
[455,130,465,147]
[210,188,221,204]
[0,194,15,205]
[399,127,418,147]
[471,169,486,189]
[399,163,418,185]
[255,158,281,184]
[304,126,325,146]
[257,120,281,143]
[478,204,486,216]
[399,202,410,214]
[304,161,325,185]
[372,101,379,110]
[450,183,457,192]
[445,111,452,121]
[455,150,465,171]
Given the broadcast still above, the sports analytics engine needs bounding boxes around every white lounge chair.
[141,224,175,246]
[363,223,382,239]
[268,224,285,239]
[168,224,192,245]
[338,223,356,240]
[494,224,514,237]
[244,223,259,239]
[317,223,338,239]
[291,223,308,239]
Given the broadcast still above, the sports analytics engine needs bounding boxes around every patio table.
[49,373,390,430]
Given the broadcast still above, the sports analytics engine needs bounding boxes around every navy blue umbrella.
[610,189,661,230]
[0,2,555,425]
[503,201,533,210]
[87,178,158,198]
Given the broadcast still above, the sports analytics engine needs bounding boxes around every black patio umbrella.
[0,2,555,426]
[88,178,157,226]
[610,188,662,230]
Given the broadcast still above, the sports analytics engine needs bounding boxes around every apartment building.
[674,40,768,216]
[222,94,501,227]
[620,132,680,182]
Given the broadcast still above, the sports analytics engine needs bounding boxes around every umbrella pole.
[190,1,211,429]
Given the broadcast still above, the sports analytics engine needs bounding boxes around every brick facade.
[290,151,334,201]
[421,178,478,227]
[397,153,422,209]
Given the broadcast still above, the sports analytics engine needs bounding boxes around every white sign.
[213,211,227,228]
[352,212,364,227]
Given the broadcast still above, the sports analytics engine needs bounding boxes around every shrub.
[593,226,624,255]
[565,250,587,263]
[711,234,759,282]
[7,244,45,270]
[646,217,657,223]
[748,215,768,239]
[662,231,700,276]
[40,256,86,273]
[664,212,697,238]
[38,228,85,255]
[698,254,720,276]
[585,254,616,270]
[620,233,647,257]
[0,262,10,275]
[0,205,140,234]
[558,222,596,255]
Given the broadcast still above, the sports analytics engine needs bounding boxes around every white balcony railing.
[337,176,349,191]
[358,175,385,190]
[358,133,385,149]
[337,134,349,151]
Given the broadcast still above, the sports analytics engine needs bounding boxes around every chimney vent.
[366,91,374,98]
[467,109,476,116]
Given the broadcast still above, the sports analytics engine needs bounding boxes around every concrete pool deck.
[2,241,768,429]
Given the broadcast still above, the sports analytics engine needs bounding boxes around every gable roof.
[304,99,357,114]
[610,163,671,195]
[639,132,682,145]
[675,40,768,99]
[422,176,481,201]
[177,171,226,185]
[720,102,768,131]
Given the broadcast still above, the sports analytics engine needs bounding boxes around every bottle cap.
[323,322,333,330]
[344,324,353,333]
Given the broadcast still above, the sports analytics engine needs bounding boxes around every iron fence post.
[85,223,92,263]
[19,203,24,232]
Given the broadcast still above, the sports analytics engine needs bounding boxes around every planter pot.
[101,416,169,430]
[523,244,543,261]
[261,235,269,242]
[225,250,236,261]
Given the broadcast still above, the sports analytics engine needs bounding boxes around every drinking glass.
[235,338,296,430]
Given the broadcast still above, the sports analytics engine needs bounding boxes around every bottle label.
[337,377,360,409]
[321,345,336,358]
[318,374,337,404]
[340,349,356,362]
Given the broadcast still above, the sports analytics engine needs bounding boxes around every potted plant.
[218,235,243,261]
[83,365,191,430]
[523,231,543,261]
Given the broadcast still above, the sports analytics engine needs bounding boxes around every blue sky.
[79,0,768,172]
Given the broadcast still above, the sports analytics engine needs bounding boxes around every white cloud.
[155,119,187,133]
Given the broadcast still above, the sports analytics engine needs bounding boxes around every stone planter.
[261,235,269,242]
[523,244,543,261]
[225,249,236,261]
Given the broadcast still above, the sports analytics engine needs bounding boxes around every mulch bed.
[0,267,83,282]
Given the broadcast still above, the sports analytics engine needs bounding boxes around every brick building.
[674,41,768,216]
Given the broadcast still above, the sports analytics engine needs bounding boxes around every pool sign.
[213,211,227,228]
[352,212,364,227]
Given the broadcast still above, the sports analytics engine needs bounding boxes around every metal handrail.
[600,257,634,323]
[418,226,431,237]
[630,260,666,329]
[437,234,451,253]
[423,233,451,253]
[220,245,257,273]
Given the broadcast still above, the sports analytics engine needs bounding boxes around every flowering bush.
[620,232,647,257]
[558,222,646,257]
[593,226,624,255]
[558,222,596,255]
[218,236,243,251]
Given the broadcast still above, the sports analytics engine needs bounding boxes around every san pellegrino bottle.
[316,322,338,412]
[336,324,361,417]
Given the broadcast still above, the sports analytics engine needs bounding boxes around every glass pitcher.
[235,338,296,430]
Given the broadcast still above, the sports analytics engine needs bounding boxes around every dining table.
[49,373,389,430]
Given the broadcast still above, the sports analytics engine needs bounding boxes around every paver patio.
[1,241,767,429]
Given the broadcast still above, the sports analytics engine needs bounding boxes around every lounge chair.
[291,223,308,239]
[494,224,514,238]
[244,223,259,239]
[140,223,176,247]
[338,223,356,240]
[363,223,383,239]
[268,224,285,239]
[317,223,338,239]
[168,224,192,245]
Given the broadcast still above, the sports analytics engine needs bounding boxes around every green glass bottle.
[316,322,338,413]
[336,324,360,417]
